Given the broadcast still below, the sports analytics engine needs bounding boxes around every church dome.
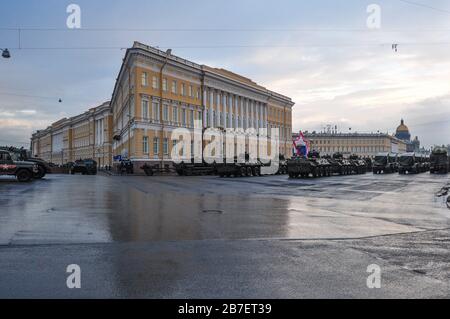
[396,119,409,133]
[395,119,411,141]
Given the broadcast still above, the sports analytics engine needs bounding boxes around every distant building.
[395,119,420,152]
[30,102,113,167]
[295,132,408,157]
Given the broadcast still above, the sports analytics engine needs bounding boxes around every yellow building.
[31,102,113,167]
[111,42,294,169]
[300,132,408,157]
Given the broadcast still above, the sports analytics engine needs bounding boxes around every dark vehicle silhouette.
[430,147,449,174]
[70,159,97,175]
[0,146,51,179]
[0,150,38,182]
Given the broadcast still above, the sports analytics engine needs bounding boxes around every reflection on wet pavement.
[1,173,449,246]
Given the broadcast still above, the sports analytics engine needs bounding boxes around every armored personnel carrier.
[331,153,353,175]
[430,147,449,174]
[287,151,331,178]
[349,155,368,174]
[216,153,262,178]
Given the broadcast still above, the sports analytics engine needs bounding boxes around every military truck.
[0,150,38,182]
[430,147,449,174]
[398,152,422,174]
[373,152,397,174]
[0,146,51,179]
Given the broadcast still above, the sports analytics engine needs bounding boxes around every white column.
[245,99,249,130]
[209,91,214,128]
[203,88,207,128]
[223,93,227,128]
[255,102,259,131]
[217,92,221,127]
[228,95,233,129]
[235,96,239,129]
[265,104,268,129]
[240,98,244,131]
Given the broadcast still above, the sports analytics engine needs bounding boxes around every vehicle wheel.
[16,169,33,182]
[34,166,46,179]
[239,167,246,177]
[246,167,252,176]
[70,170,75,175]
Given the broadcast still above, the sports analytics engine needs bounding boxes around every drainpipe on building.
[159,49,172,169]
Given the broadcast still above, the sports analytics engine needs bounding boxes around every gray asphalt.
[0,172,449,298]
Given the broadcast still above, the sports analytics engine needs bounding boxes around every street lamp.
[1,48,11,59]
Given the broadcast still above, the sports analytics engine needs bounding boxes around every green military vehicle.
[430,147,449,174]
[287,151,331,178]
[0,149,38,182]
[398,153,422,174]
[349,154,368,174]
[1,146,51,179]
[373,152,398,174]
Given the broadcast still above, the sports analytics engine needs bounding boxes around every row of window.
[311,139,388,145]
[141,100,202,125]
[141,72,201,99]
[316,146,389,153]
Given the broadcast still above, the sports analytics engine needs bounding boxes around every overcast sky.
[1,0,450,149]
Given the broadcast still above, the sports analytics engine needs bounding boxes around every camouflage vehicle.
[331,153,353,175]
[1,146,51,179]
[349,154,368,174]
[287,151,331,178]
[430,147,449,174]
[373,152,398,174]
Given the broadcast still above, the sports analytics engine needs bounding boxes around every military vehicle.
[398,153,422,174]
[0,150,38,182]
[364,157,373,172]
[373,152,397,174]
[70,159,97,175]
[173,160,216,176]
[430,147,449,174]
[349,154,368,174]
[331,153,354,175]
[276,154,288,175]
[216,154,262,178]
[0,146,51,179]
[287,151,331,178]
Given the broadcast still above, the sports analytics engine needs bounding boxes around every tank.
[430,147,448,174]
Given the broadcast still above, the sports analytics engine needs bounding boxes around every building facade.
[298,132,408,157]
[110,42,294,170]
[31,102,113,167]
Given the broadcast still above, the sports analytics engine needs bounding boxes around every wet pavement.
[0,173,449,298]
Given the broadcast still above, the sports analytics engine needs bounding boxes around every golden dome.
[396,119,409,133]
